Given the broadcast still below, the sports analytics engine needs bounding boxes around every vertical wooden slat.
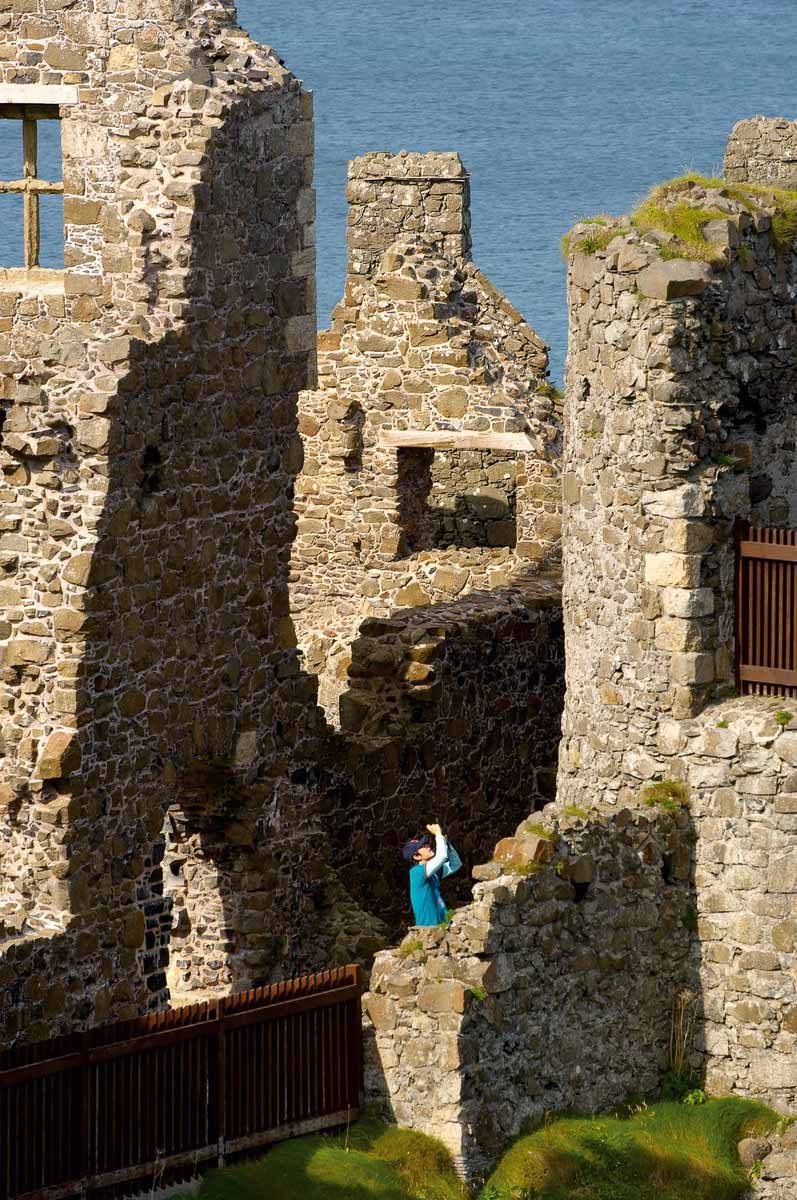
[217,1006,226,1167]
[0,968,361,1199]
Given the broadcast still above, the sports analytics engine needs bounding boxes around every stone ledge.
[381,429,536,451]
[0,84,78,106]
[0,268,65,295]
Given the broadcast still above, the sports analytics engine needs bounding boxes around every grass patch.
[522,822,555,840]
[479,1097,780,1200]
[504,860,545,877]
[560,216,625,259]
[397,936,427,962]
[178,1116,466,1200]
[641,780,689,815]
[632,197,729,263]
[775,709,793,727]
[561,171,797,265]
[564,805,589,820]
[536,381,563,400]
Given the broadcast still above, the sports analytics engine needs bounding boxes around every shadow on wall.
[363,804,701,1186]
[0,87,347,1036]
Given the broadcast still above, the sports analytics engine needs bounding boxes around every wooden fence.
[0,965,361,1200]
[736,519,797,696]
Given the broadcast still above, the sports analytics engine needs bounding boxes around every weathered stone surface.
[35,732,81,780]
[637,259,714,299]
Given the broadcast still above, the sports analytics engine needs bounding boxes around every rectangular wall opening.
[0,110,63,269]
[397,446,517,554]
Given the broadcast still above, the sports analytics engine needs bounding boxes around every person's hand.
[426,823,443,837]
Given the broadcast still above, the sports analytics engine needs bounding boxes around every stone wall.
[363,804,696,1183]
[291,151,561,718]
[0,0,327,1038]
[320,582,564,935]
[361,146,797,1182]
[398,447,518,553]
[725,116,797,188]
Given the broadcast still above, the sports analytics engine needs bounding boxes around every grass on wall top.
[562,172,797,262]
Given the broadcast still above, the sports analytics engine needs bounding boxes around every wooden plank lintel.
[0,105,61,120]
[381,430,533,452]
[739,540,797,563]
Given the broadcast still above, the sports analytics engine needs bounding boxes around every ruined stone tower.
[0,0,318,1039]
[557,140,797,1104]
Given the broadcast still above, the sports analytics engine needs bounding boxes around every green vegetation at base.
[561,171,797,263]
[479,1098,779,1200]
[175,1117,466,1200]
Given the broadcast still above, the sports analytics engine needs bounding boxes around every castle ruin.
[0,2,796,1193]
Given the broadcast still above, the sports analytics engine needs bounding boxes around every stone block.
[655,617,704,652]
[570,253,601,291]
[417,981,466,1014]
[695,727,739,758]
[660,587,714,618]
[644,553,702,588]
[769,859,797,893]
[637,259,714,300]
[365,994,398,1031]
[35,731,81,779]
[670,652,714,684]
[642,484,705,518]
[494,833,554,868]
[775,732,797,766]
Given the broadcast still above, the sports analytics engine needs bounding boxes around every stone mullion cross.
[0,113,63,268]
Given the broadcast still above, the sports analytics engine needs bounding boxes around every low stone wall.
[363,805,696,1183]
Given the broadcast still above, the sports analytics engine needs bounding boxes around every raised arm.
[424,830,448,878]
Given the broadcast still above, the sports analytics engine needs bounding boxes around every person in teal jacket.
[403,823,451,927]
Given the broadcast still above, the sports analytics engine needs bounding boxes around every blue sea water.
[3,1,797,382]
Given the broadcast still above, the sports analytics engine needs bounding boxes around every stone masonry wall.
[291,152,561,717]
[363,804,696,1184]
[345,151,472,280]
[319,582,564,936]
[725,116,797,189]
[0,0,326,1040]
[398,447,518,553]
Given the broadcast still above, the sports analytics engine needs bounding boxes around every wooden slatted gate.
[0,965,361,1200]
[736,519,797,696]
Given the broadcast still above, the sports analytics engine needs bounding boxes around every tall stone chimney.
[344,151,471,278]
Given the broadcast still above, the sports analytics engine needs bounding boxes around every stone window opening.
[0,106,63,270]
[396,445,517,554]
